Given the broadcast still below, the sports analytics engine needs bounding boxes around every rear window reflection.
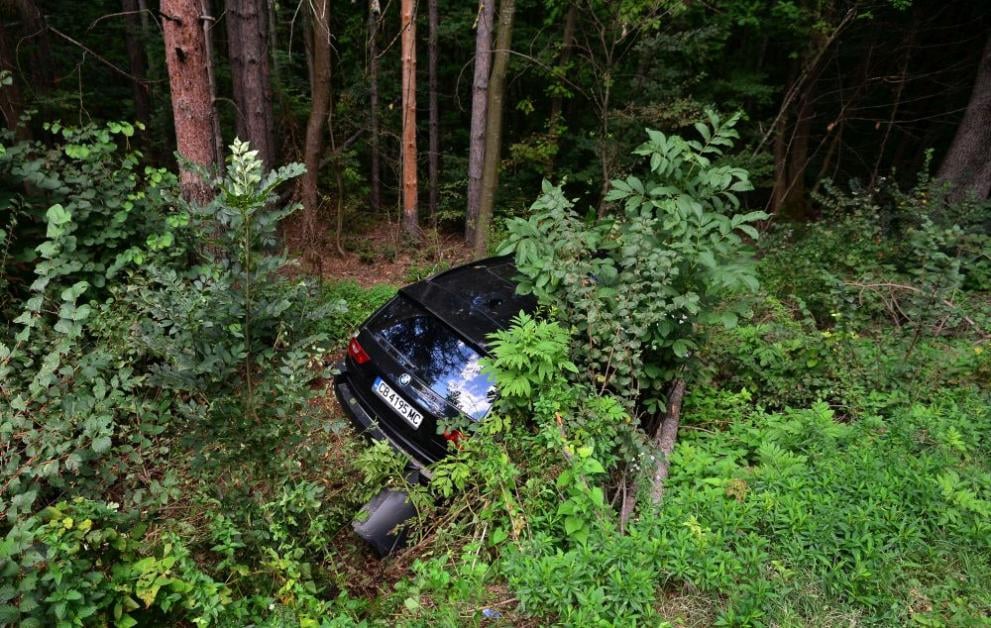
[373,299,495,420]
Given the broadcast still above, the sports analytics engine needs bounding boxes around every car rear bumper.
[333,361,433,478]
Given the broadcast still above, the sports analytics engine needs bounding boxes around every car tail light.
[348,336,371,365]
[443,430,464,447]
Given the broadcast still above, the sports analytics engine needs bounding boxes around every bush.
[760,165,991,332]
[313,279,396,347]
[500,111,766,414]
[0,132,374,625]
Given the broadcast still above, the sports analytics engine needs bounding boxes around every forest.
[0,0,990,625]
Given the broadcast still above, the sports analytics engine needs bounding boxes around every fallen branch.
[651,379,686,505]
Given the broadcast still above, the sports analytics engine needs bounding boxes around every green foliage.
[0,497,230,627]
[418,311,991,626]
[483,312,578,406]
[0,130,384,626]
[0,121,174,309]
[313,280,396,347]
[760,166,991,331]
[500,112,766,413]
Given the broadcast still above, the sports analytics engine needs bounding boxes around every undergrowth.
[2,118,989,627]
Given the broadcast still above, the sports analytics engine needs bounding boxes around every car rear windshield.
[370,297,495,421]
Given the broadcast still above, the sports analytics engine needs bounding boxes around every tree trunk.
[227,0,276,170]
[200,0,224,164]
[15,0,53,90]
[122,0,151,132]
[368,0,381,213]
[784,88,812,216]
[473,0,513,256]
[549,4,576,124]
[0,18,28,140]
[400,0,420,239]
[162,0,219,204]
[937,34,991,202]
[770,111,788,214]
[137,0,151,33]
[427,0,439,225]
[464,0,495,244]
[301,0,332,241]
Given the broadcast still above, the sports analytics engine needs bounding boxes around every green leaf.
[117,616,138,628]
[564,515,584,535]
[672,339,692,358]
[490,527,508,546]
[91,435,112,454]
[60,281,89,303]
[46,204,71,238]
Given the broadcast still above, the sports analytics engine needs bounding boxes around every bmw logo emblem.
[399,373,412,385]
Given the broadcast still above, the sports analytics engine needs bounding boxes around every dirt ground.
[295,221,476,287]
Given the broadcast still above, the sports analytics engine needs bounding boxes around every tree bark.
[650,379,685,505]
[162,0,219,204]
[200,0,224,164]
[122,0,151,132]
[785,88,812,216]
[368,0,382,213]
[400,0,420,239]
[0,18,28,140]
[770,111,789,214]
[548,4,577,125]
[465,0,495,244]
[227,0,277,170]
[15,0,54,90]
[427,0,439,225]
[301,0,332,242]
[937,34,991,202]
[473,0,514,257]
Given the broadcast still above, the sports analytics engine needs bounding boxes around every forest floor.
[297,221,475,287]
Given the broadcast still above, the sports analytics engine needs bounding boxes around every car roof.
[397,256,537,351]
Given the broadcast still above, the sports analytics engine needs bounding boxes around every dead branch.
[650,378,685,505]
[619,378,687,532]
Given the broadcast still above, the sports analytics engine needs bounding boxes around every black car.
[334,256,536,555]
[334,256,536,469]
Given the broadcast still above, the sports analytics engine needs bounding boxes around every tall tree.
[473,0,514,256]
[200,0,224,164]
[465,0,495,244]
[301,0,331,241]
[400,0,419,239]
[226,0,277,170]
[0,18,28,140]
[937,33,991,201]
[548,4,577,125]
[122,0,151,132]
[368,0,382,213]
[162,0,219,204]
[427,0,439,224]
[15,0,54,90]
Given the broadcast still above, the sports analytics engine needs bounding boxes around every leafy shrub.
[313,279,396,347]
[760,165,991,332]
[0,132,371,626]
[500,111,766,414]
[0,120,177,309]
[0,497,231,627]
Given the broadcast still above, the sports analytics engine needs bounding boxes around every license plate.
[372,377,423,429]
